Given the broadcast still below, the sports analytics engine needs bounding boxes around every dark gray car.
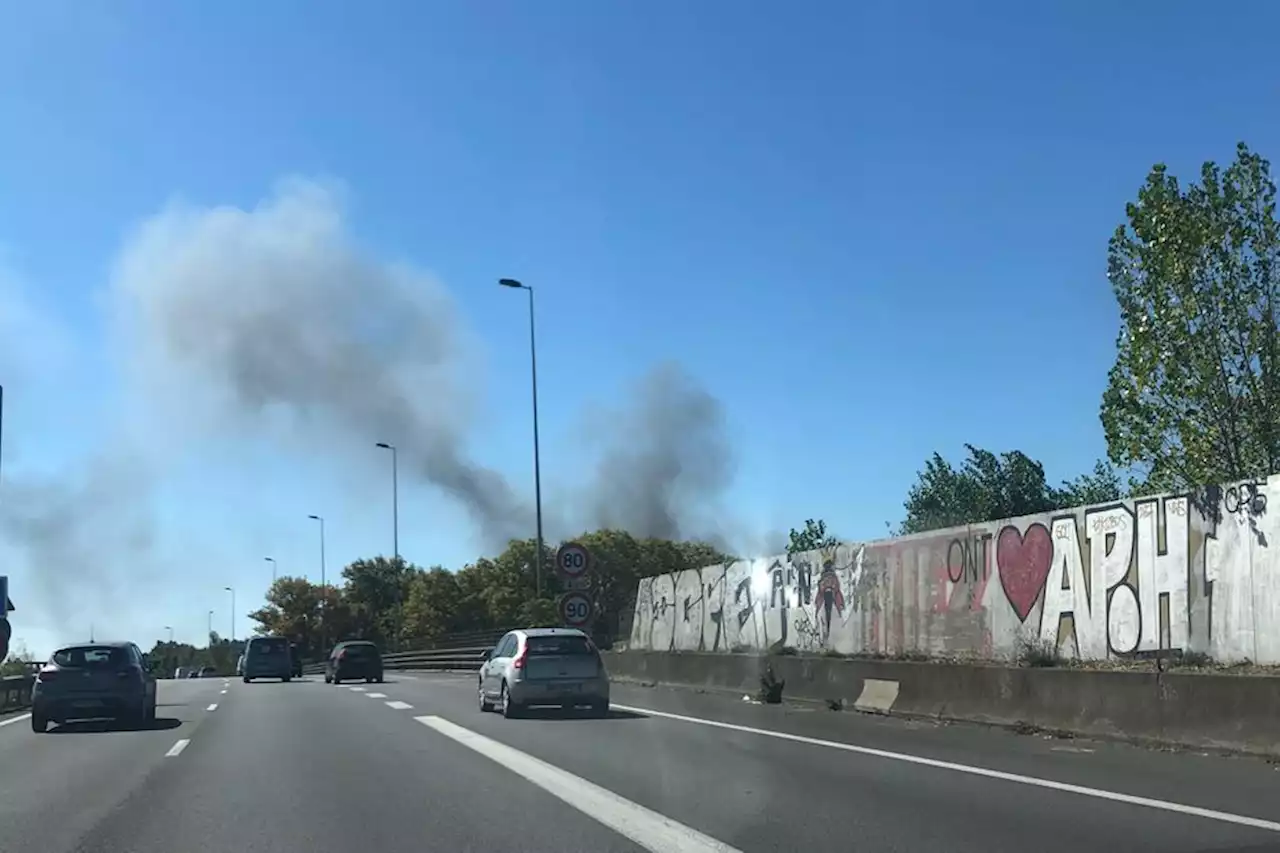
[30,642,157,732]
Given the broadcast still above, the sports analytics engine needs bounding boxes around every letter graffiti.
[630,476,1277,663]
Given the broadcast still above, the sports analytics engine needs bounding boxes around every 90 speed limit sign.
[555,542,593,579]
[558,591,594,628]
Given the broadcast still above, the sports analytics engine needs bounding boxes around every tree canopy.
[244,530,733,658]
[899,444,1125,535]
[1102,142,1280,490]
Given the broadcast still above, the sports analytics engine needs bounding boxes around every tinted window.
[342,642,378,657]
[251,638,289,655]
[53,646,128,667]
[526,636,593,656]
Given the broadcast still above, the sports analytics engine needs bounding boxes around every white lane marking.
[206,703,218,711]
[417,715,742,852]
[366,692,388,699]
[349,686,366,692]
[0,713,32,727]
[610,704,1280,833]
[220,689,228,694]
[165,738,190,757]
[386,700,413,710]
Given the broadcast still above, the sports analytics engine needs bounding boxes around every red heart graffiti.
[996,523,1053,622]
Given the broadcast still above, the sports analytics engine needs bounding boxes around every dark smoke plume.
[585,362,735,544]
[109,179,531,550]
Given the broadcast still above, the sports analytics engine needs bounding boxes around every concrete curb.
[602,651,1280,759]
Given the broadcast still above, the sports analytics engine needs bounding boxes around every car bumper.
[244,668,292,678]
[509,677,609,706]
[33,694,147,721]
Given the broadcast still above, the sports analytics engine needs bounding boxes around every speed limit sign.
[558,591,593,628]
[555,542,593,580]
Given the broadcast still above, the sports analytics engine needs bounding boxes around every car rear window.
[526,636,594,656]
[342,643,378,657]
[52,646,129,667]
[251,638,289,655]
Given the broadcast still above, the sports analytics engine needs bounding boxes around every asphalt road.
[1,671,1279,853]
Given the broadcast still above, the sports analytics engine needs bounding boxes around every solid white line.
[609,704,1280,833]
[416,715,742,852]
[206,703,218,711]
[385,700,413,710]
[0,713,32,727]
[165,738,190,757]
[366,692,388,699]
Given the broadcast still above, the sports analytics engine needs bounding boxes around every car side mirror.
[481,648,493,661]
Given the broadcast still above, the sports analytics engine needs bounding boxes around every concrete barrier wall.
[628,475,1280,664]
[603,651,1280,757]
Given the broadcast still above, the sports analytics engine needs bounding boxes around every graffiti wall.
[628,475,1280,664]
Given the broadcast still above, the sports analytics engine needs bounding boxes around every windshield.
[341,643,377,657]
[526,636,593,656]
[250,639,289,655]
[52,646,128,667]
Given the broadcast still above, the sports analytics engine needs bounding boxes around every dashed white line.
[349,686,366,692]
[386,700,413,710]
[366,692,388,699]
[0,713,32,728]
[609,704,1280,834]
[417,715,741,853]
[165,738,190,757]
[206,703,218,711]
[220,689,228,694]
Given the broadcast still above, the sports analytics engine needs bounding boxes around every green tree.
[900,445,1123,535]
[341,556,416,651]
[401,566,463,646]
[1102,142,1280,490]
[787,518,838,555]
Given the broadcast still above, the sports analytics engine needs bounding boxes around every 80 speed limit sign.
[558,591,594,628]
[555,542,593,579]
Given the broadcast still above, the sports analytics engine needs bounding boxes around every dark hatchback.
[30,642,157,732]
[324,640,383,684]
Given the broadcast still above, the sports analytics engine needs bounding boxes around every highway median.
[601,650,1280,759]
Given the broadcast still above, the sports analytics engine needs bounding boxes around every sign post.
[0,576,10,661]
[554,542,595,628]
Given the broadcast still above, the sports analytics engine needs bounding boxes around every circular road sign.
[555,542,593,579]
[558,591,593,628]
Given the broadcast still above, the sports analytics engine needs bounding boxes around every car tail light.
[512,644,528,670]
[36,667,58,682]
[336,650,347,661]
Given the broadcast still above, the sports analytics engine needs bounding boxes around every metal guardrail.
[301,644,492,676]
[1,674,33,714]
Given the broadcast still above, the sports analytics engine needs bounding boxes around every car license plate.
[560,683,581,693]
[73,699,103,708]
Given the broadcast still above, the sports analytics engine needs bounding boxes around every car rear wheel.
[283,676,292,683]
[588,700,609,718]
[333,676,342,685]
[30,713,47,733]
[500,682,521,719]
[323,673,332,683]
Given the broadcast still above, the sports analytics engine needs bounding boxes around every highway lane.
[0,674,230,853]
[376,672,1280,853]
[42,674,658,853]
[2,669,1279,852]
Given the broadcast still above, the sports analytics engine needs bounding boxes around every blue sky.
[1,1,1278,653]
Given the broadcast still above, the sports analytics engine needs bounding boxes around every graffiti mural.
[628,475,1280,664]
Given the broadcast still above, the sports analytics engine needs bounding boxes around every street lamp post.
[164,625,173,644]
[224,587,235,641]
[308,515,326,588]
[498,278,544,599]
[375,443,399,565]
[265,556,277,583]
[207,610,214,643]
